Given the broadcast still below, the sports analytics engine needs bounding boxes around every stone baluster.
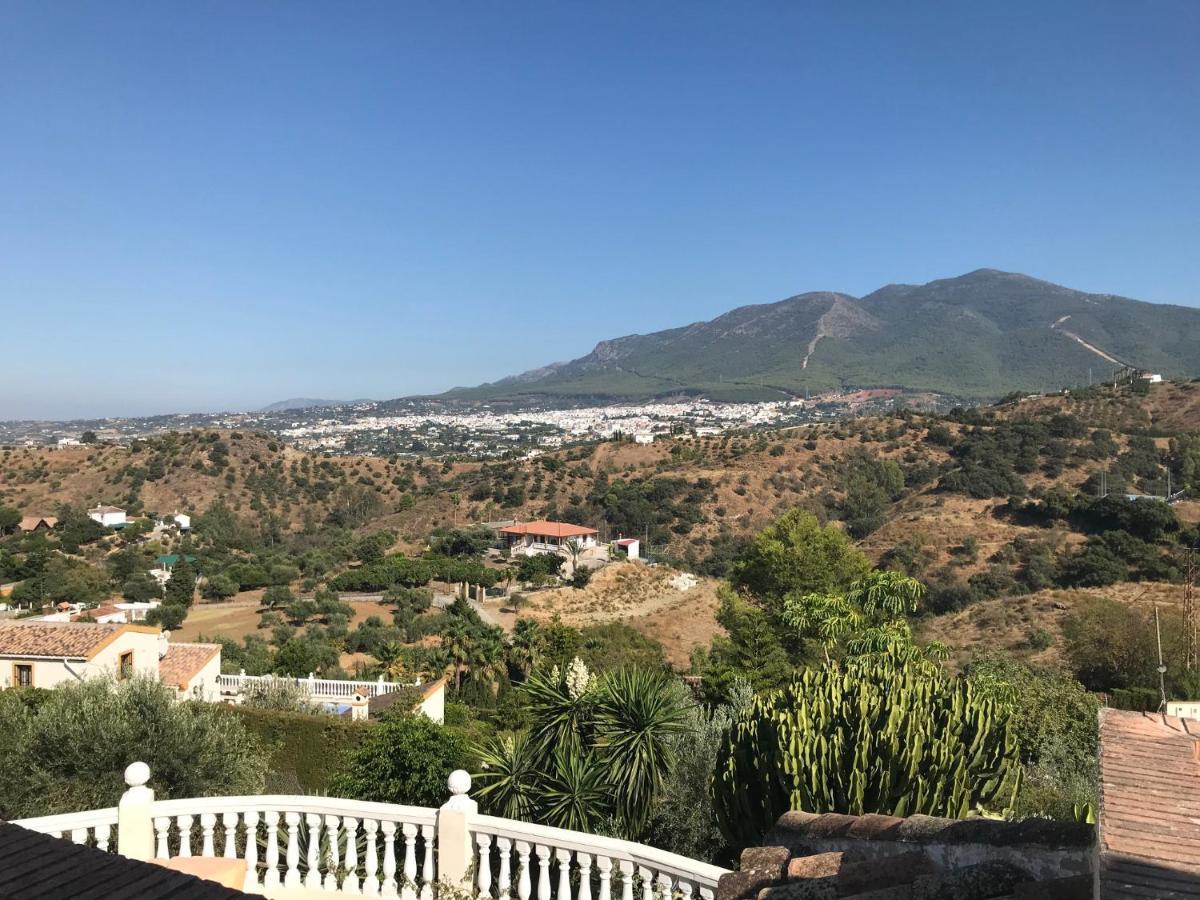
[556,848,572,900]
[476,833,493,900]
[117,762,155,861]
[596,856,612,900]
[619,861,635,900]
[516,841,532,900]
[535,845,552,900]
[154,817,171,859]
[497,837,513,900]
[678,880,693,900]
[284,812,302,887]
[243,812,259,892]
[639,867,653,900]
[343,817,361,895]
[363,819,380,897]
[577,853,593,900]
[420,824,435,900]
[200,812,216,857]
[305,813,322,889]
[177,815,194,857]
[325,814,342,891]
[264,811,281,891]
[698,889,715,900]
[222,812,238,858]
[95,824,111,854]
[657,873,672,900]
[70,827,87,845]
[403,823,419,900]
[382,820,399,898]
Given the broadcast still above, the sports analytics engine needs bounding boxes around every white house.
[0,621,220,700]
[173,512,191,531]
[499,520,599,556]
[87,505,127,528]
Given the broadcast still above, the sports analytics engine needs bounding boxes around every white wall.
[181,653,223,701]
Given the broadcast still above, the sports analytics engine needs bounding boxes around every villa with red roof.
[499,519,599,556]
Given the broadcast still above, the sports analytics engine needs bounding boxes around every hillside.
[431,269,1200,403]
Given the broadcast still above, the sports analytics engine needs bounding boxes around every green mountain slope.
[437,270,1200,402]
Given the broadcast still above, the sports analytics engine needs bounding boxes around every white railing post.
[117,761,155,861]
[437,769,477,890]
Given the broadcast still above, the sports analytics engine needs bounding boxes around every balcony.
[12,763,727,899]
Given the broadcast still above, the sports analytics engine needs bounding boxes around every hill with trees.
[431,269,1200,402]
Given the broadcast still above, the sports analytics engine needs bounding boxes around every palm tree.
[593,669,689,835]
[474,733,542,820]
[421,647,455,683]
[563,538,584,573]
[510,618,541,677]
[472,629,507,695]
[372,640,406,681]
[441,621,475,690]
[540,746,611,833]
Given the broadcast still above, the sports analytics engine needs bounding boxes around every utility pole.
[1156,604,1169,713]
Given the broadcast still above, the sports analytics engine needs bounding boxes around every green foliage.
[428,525,495,558]
[517,552,564,585]
[474,663,688,838]
[731,509,870,610]
[1061,596,1176,692]
[232,706,373,793]
[714,658,1021,847]
[163,557,197,607]
[0,677,267,818]
[966,655,1098,820]
[702,588,793,702]
[331,714,472,807]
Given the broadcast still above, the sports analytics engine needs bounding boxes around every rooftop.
[0,621,152,659]
[87,505,125,514]
[159,642,221,690]
[499,519,598,538]
[1097,708,1200,898]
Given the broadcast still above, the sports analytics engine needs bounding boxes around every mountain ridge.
[425,270,1200,404]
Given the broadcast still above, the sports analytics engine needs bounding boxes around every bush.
[0,677,267,818]
[232,706,373,793]
[240,677,321,714]
[330,714,471,807]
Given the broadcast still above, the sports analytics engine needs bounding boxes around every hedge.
[227,706,376,793]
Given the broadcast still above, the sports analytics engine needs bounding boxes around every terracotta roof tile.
[499,520,598,538]
[0,621,130,659]
[159,642,221,689]
[1098,708,1200,898]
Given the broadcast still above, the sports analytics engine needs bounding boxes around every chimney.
[158,631,170,659]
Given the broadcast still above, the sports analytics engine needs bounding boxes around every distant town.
[0,389,958,458]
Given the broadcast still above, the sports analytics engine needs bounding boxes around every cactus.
[713,658,1021,847]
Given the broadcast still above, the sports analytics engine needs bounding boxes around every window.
[119,651,134,680]
[13,664,32,688]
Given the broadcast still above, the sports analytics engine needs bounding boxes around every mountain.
[435,270,1200,402]
[256,398,369,413]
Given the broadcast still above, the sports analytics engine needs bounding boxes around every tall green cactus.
[713,658,1021,847]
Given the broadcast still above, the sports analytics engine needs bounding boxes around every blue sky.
[2,2,1197,420]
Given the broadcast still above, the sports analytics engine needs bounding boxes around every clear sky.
[2,2,1197,420]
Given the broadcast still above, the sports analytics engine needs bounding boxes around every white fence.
[217,671,420,702]
[12,764,727,899]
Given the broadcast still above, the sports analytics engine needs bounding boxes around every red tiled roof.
[159,642,221,689]
[1098,708,1200,898]
[499,520,598,538]
[0,621,148,659]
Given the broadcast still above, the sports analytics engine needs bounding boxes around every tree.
[274,636,340,678]
[240,677,319,713]
[262,584,294,609]
[121,573,163,603]
[0,506,20,535]
[703,588,793,702]
[145,604,187,630]
[164,558,197,607]
[330,714,471,807]
[201,573,239,601]
[714,658,1021,847]
[782,570,945,667]
[730,510,870,611]
[0,676,267,819]
[509,618,541,677]
[1061,596,1161,691]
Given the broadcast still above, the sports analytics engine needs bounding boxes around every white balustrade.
[216,671,420,702]
[11,768,727,900]
[145,795,437,896]
[12,807,118,850]
[471,813,726,900]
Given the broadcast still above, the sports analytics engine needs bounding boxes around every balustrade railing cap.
[124,761,150,788]
[448,769,472,796]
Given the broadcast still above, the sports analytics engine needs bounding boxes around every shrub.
[0,677,267,818]
[330,714,471,807]
[232,706,373,793]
